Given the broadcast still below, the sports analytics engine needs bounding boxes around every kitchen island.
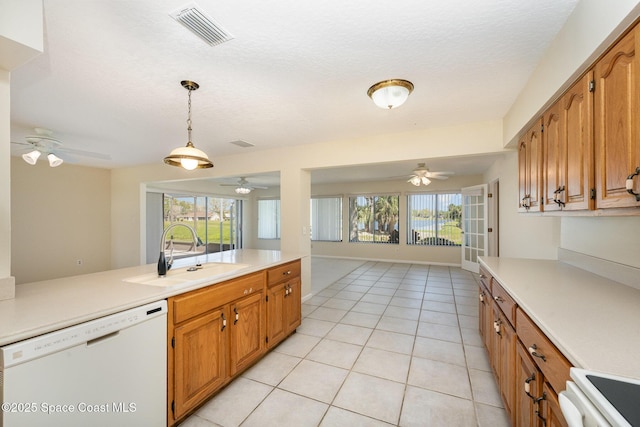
[0,249,303,347]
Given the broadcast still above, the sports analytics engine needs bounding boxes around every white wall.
[11,157,112,284]
[310,175,484,265]
[484,151,560,259]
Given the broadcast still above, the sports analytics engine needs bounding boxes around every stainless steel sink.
[123,262,250,287]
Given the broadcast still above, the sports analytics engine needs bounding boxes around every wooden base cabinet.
[167,270,268,425]
[479,272,571,427]
[266,260,302,348]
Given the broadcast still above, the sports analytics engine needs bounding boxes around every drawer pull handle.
[234,307,239,325]
[480,274,487,279]
[524,374,536,399]
[528,344,546,362]
[221,312,227,331]
[494,295,504,303]
[283,270,292,276]
[626,167,640,201]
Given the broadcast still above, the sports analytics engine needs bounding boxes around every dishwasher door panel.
[1,306,166,427]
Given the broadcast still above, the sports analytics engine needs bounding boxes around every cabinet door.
[542,382,568,427]
[499,318,516,425]
[266,284,287,348]
[543,102,563,212]
[562,72,594,211]
[285,277,302,333]
[518,120,543,212]
[594,26,640,208]
[515,343,543,427]
[229,292,265,376]
[173,307,228,419]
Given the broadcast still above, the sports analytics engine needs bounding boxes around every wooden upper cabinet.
[563,72,594,210]
[543,103,563,211]
[543,72,594,211]
[594,25,640,208]
[518,119,543,212]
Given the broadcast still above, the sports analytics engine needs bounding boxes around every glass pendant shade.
[164,141,212,170]
[22,150,41,165]
[164,80,213,170]
[409,175,431,186]
[47,153,63,167]
[367,79,414,109]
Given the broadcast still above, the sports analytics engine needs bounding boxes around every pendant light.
[164,80,213,170]
[367,79,414,109]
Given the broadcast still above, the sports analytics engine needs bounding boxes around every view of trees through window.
[407,193,462,246]
[349,195,400,243]
[163,194,242,253]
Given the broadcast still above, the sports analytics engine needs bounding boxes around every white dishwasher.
[0,300,167,427]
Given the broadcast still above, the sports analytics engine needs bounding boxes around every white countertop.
[479,256,640,379]
[0,250,301,347]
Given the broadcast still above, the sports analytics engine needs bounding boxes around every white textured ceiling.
[10,0,579,182]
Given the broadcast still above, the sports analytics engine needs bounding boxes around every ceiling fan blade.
[428,175,449,180]
[57,147,111,160]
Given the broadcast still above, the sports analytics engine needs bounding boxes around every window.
[258,199,280,239]
[348,195,399,243]
[162,194,242,257]
[311,196,342,241]
[407,193,462,246]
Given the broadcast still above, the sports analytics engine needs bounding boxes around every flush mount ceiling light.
[164,80,213,170]
[367,79,414,109]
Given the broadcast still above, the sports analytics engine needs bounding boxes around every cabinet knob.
[283,270,292,276]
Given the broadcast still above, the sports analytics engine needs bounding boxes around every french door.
[461,184,488,273]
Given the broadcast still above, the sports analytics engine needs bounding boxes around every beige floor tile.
[383,305,421,321]
[322,297,357,310]
[464,344,492,371]
[320,406,394,427]
[413,336,466,366]
[333,372,405,424]
[296,318,336,337]
[469,368,503,407]
[475,402,511,427]
[241,388,328,427]
[425,287,454,296]
[306,338,363,369]
[394,290,423,299]
[422,292,455,303]
[388,296,423,309]
[196,377,272,426]
[178,415,221,427]
[408,357,472,399]
[420,309,459,326]
[417,321,462,343]
[353,347,410,383]
[366,287,397,296]
[272,332,321,358]
[366,329,415,355]
[339,311,381,328]
[325,323,373,345]
[461,327,484,347]
[334,290,365,301]
[456,303,479,317]
[305,295,330,306]
[458,313,479,329]
[400,386,476,427]
[352,301,387,315]
[376,316,418,335]
[241,351,301,386]
[360,293,393,305]
[306,306,348,322]
[278,359,348,403]
[422,300,457,314]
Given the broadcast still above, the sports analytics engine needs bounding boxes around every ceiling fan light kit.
[164,80,213,170]
[407,162,453,186]
[235,186,251,194]
[367,79,414,109]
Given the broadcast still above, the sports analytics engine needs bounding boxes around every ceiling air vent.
[230,140,255,148]
[170,2,234,47]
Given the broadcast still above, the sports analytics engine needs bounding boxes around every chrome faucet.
[158,223,200,276]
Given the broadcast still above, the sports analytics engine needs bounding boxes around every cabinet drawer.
[267,260,301,287]
[492,280,517,325]
[172,271,265,324]
[516,308,571,393]
[479,266,492,294]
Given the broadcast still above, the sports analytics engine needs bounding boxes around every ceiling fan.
[11,128,111,167]
[219,177,268,194]
[407,163,454,186]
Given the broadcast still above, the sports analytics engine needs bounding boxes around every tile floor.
[179,259,510,427]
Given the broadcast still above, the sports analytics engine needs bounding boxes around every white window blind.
[407,193,462,246]
[258,199,280,239]
[311,197,342,241]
